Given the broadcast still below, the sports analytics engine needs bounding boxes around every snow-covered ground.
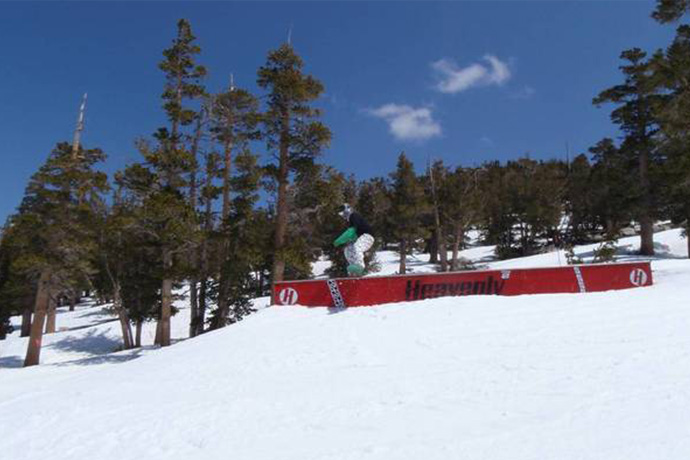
[1,229,689,460]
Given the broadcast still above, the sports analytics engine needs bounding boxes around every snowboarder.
[333,203,375,276]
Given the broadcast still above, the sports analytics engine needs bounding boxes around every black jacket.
[349,212,373,236]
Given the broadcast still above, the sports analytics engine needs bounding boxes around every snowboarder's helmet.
[338,203,352,220]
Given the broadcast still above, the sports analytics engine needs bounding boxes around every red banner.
[273,262,653,308]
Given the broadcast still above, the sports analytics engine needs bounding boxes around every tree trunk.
[639,215,654,256]
[154,316,162,346]
[187,111,203,339]
[188,279,198,337]
[159,248,173,347]
[135,319,143,348]
[258,271,264,297]
[222,138,234,222]
[213,281,230,330]
[113,289,133,350]
[69,294,76,312]
[21,306,32,337]
[399,239,407,274]
[194,154,214,336]
[428,235,438,264]
[196,277,207,336]
[117,310,133,350]
[451,223,464,271]
[44,292,56,334]
[437,231,448,272]
[429,168,447,272]
[638,148,654,256]
[24,270,50,367]
[271,109,291,289]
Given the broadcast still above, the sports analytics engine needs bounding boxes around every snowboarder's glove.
[334,227,358,247]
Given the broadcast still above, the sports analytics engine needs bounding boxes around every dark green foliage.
[593,239,619,263]
[652,0,690,23]
[565,154,596,244]
[389,153,430,273]
[14,143,108,301]
[476,158,565,259]
[257,43,331,283]
[0,223,33,339]
[210,150,264,326]
[594,48,662,255]
[587,139,637,238]
[650,26,690,249]
[357,178,392,248]
[159,19,207,137]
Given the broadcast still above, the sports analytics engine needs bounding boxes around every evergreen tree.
[195,152,222,334]
[389,153,429,274]
[357,178,392,249]
[210,150,263,327]
[208,85,260,329]
[478,161,518,258]
[120,19,206,346]
[257,43,331,285]
[564,154,596,244]
[594,48,662,255]
[653,0,690,23]
[588,139,637,239]
[650,25,690,256]
[14,142,108,365]
[439,167,480,270]
[423,160,449,271]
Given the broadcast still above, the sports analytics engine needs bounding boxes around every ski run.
[2,228,690,460]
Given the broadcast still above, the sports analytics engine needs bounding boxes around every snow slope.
[1,229,689,460]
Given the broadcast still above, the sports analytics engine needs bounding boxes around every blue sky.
[0,1,677,223]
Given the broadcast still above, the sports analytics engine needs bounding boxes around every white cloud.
[432,55,511,94]
[368,104,441,141]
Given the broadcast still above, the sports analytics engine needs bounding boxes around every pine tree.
[565,154,596,244]
[357,178,392,249]
[257,43,331,286]
[594,49,662,255]
[14,142,108,365]
[389,153,429,274]
[195,152,222,334]
[652,0,690,23]
[119,19,206,346]
[210,150,263,327]
[478,161,518,259]
[650,25,690,257]
[588,139,637,239]
[208,84,260,329]
[424,160,449,271]
[439,167,480,270]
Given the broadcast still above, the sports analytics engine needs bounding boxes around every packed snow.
[1,228,689,460]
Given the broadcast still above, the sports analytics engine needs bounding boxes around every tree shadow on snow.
[0,355,24,368]
[70,307,114,319]
[47,329,123,356]
[574,241,686,262]
[62,318,118,333]
[52,347,148,367]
